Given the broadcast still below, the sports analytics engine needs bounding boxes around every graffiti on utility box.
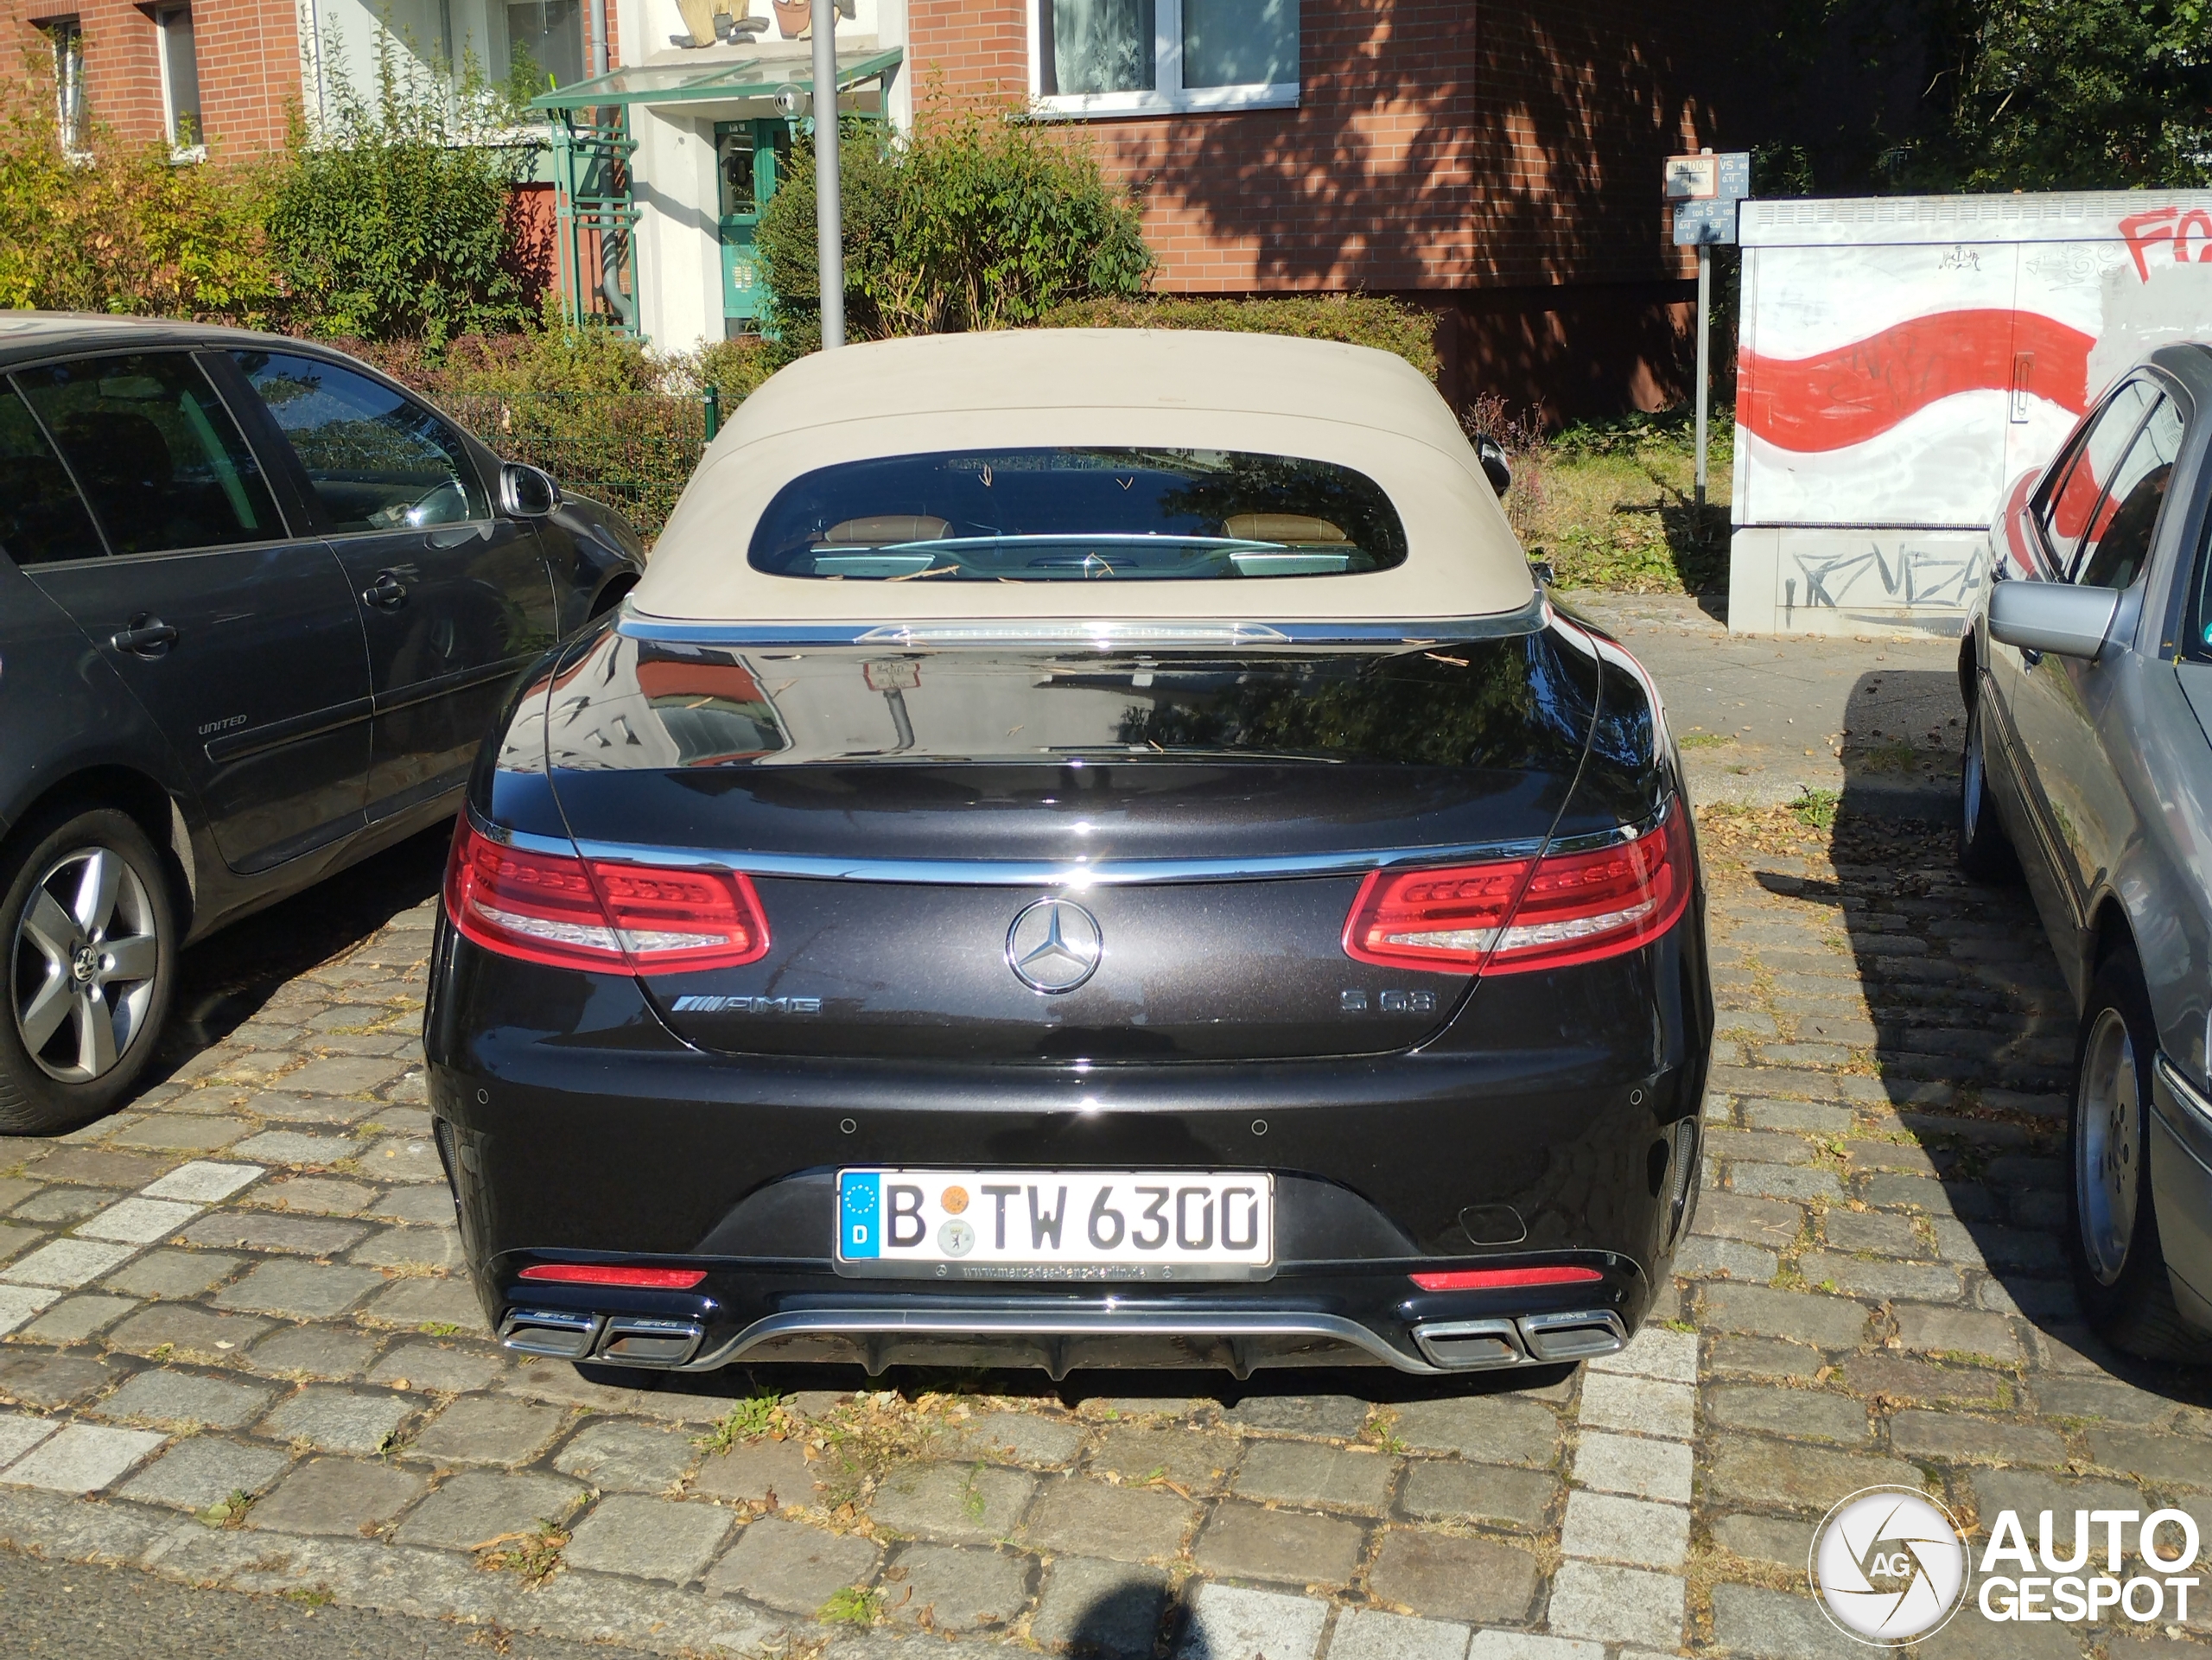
[1728,188,2212,636]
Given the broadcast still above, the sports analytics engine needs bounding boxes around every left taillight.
[445,819,770,974]
[1343,804,1693,976]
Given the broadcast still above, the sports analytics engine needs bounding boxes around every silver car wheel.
[1961,711,1986,840]
[2075,1005,2141,1288]
[11,845,160,1084]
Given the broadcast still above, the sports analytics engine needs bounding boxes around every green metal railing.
[448,388,723,541]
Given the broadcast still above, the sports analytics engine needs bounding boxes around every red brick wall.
[4,0,300,154]
[907,0,1738,415]
[192,0,300,149]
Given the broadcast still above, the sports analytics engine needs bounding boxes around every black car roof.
[0,313,355,368]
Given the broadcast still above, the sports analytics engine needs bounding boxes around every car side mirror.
[1475,435,1511,497]
[1987,578,2120,660]
[500,462,561,519]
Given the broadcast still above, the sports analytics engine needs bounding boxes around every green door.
[718,119,790,329]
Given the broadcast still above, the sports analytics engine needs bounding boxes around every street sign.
[1663,155,1718,200]
[1662,151,1751,514]
[1672,197,1739,246]
[1667,151,1750,245]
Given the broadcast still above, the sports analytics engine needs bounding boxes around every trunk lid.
[537,631,1599,1061]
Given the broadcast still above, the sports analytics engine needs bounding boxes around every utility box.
[1729,190,2212,637]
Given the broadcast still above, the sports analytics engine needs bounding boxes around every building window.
[1033,0,1296,116]
[505,0,584,89]
[156,6,203,151]
[47,19,87,153]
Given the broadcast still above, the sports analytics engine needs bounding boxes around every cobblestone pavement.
[3,809,2209,1660]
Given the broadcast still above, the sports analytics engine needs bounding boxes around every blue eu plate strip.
[839,1171,881,1258]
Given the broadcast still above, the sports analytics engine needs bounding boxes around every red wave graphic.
[1740,309,2093,453]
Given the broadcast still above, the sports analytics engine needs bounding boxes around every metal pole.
[812,0,845,350]
[1694,241,1711,515]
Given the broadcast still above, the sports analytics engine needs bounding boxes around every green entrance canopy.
[531,43,901,110]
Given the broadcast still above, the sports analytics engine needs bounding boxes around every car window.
[2037,379,2157,571]
[230,351,487,533]
[748,448,1410,581]
[0,387,105,565]
[2076,394,2183,591]
[14,353,284,557]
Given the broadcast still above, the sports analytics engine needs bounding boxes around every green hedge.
[1035,295,1439,383]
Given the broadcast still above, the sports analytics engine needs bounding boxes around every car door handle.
[111,616,178,657]
[362,570,407,609]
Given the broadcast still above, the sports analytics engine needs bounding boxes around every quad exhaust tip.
[499,1307,705,1367]
[1413,1309,1626,1370]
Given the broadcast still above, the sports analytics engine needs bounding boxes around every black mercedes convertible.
[423,328,1713,1379]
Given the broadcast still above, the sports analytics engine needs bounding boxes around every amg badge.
[669,995,823,1014]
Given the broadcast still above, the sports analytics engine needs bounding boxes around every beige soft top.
[631,329,1533,626]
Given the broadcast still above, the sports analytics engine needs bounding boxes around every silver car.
[1961,341,2212,1360]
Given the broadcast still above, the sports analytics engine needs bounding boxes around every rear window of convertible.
[747,447,1410,581]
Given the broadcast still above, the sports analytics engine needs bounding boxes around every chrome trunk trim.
[613,595,1550,650]
[476,809,1651,889]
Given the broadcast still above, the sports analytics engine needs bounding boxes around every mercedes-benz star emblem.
[1005,897,1103,995]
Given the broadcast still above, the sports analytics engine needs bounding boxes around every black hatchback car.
[428,329,1712,1380]
[0,315,644,1135]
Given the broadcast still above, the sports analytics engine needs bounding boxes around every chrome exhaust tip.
[1411,1318,1528,1370]
[1518,1309,1628,1362]
[598,1315,705,1366]
[498,1307,601,1358]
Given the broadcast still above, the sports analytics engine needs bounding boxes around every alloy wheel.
[10,845,160,1084]
[2075,1005,2141,1287]
[1961,712,1986,843]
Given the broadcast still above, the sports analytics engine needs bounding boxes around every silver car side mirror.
[500,462,561,519]
[1987,579,2120,660]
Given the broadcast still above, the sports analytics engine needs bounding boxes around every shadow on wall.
[1089,2,1743,419]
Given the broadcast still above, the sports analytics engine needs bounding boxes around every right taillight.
[1344,805,1693,976]
[445,819,770,974]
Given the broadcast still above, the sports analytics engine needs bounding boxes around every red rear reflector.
[1408,1266,1605,1291]
[1344,805,1693,976]
[446,820,769,974]
[518,1264,708,1289]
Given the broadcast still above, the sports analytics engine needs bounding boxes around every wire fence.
[445,390,721,542]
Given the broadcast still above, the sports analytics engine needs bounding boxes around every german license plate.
[836,1169,1274,1281]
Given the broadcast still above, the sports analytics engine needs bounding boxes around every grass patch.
[805,1390,948,1515]
[1859,739,1920,774]
[697,1390,795,1457]
[198,1488,255,1529]
[474,1521,569,1586]
[1508,408,1733,595]
[1677,731,1735,750]
[818,1586,884,1625]
[1789,788,1840,832]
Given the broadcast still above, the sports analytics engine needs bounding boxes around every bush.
[758,111,1152,352]
[0,60,278,319]
[1037,294,1439,382]
[692,336,781,404]
[266,41,535,347]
